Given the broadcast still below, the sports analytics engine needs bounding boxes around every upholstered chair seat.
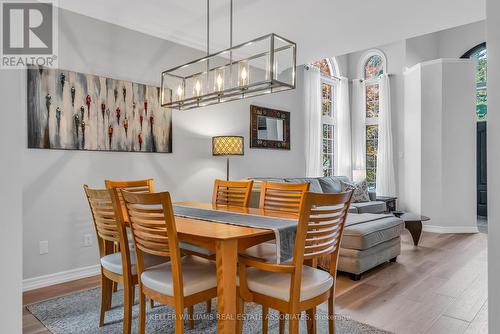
[240,242,278,263]
[245,265,334,302]
[100,249,165,275]
[141,255,217,296]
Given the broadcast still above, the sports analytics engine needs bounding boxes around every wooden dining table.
[173,201,298,334]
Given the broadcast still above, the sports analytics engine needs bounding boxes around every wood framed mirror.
[250,105,290,150]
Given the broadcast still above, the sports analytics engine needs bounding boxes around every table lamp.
[212,136,244,180]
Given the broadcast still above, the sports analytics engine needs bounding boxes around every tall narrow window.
[361,52,386,190]
[313,58,337,176]
[462,43,487,121]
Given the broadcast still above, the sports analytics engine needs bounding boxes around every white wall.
[405,20,485,68]
[0,59,23,333]
[22,9,307,280]
[487,0,500,331]
[403,60,476,232]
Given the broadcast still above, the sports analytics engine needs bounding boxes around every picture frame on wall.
[250,105,290,150]
[27,66,173,153]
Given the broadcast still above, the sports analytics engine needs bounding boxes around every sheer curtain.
[376,74,396,196]
[336,77,352,179]
[351,79,366,181]
[304,66,322,177]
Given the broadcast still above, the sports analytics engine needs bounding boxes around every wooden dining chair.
[212,179,254,207]
[84,185,165,334]
[238,191,353,334]
[104,179,155,293]
[120,190,218,334]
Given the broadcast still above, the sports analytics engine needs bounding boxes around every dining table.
[172,201,298,334]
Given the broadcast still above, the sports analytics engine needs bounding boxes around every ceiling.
[57,0,485,65]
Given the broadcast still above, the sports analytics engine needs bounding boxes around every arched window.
[312,58,339,176]
[360,50,386,190]
[462,43,487,121]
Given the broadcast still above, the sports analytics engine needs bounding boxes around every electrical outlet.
[83,234,93,247]
[39,240,49,255]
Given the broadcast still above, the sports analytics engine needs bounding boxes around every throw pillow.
[341,180,370,203]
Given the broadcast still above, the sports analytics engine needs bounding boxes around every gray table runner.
[173,205,297,263]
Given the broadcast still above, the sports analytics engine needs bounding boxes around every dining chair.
[120,190,218,334]
[104,179,155,293]
[212,179,254,207]
[238,191,353,334]
[84,185,165,334]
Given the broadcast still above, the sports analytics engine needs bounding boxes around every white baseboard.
[23,264,100,292]
[422,225,479,234]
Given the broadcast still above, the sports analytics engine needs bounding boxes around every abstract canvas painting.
[27,66,172,153]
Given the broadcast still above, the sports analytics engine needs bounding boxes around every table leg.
[405,221,422,246]
[215,239,238,334]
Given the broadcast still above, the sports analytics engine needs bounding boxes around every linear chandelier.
[160,0,296,110]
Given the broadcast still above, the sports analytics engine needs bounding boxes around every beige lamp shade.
[212,136,244,156]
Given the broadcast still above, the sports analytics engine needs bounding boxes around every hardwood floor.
[23,231,487,334]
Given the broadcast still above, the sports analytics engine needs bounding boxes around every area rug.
[27,288,392,333]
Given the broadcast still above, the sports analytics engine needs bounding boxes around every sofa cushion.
[336,237,401,274]
[249,177,285,183]
[284,178,323,193]
[340,180,370,202]
[341,216,404,250]
[317,176,350,193]
[351,201,386,214]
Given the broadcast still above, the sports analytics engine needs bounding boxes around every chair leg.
[99,274,113,327]
[328,294,335,334]
[112,281,118,292]
[149,299,155,309]
[306,307,316,334]
[262,306,269,334]
[206,299,212,312]
[174,306,184,334]
[289,314,300,334]
[236,298,244,334]
[188,305,195,329]
[138,289,146,334]
[123,284,134,334]
[279,312,285,334]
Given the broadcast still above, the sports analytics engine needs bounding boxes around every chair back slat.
[259,182,309,213]
[105,179,154,222]
[84,186,120,244]
[122,191,176,260]
[212,179,254,207]
[293,191,353,271]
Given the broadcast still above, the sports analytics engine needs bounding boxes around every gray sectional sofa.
[248,176,405,280]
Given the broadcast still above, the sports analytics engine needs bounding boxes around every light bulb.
[239,61,249,87]
[216,74,223,91]
[176,85,184,99]
[194,79,201,97]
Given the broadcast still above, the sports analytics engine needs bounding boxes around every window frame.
[321,75,338,176]
[359,49,386,190]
